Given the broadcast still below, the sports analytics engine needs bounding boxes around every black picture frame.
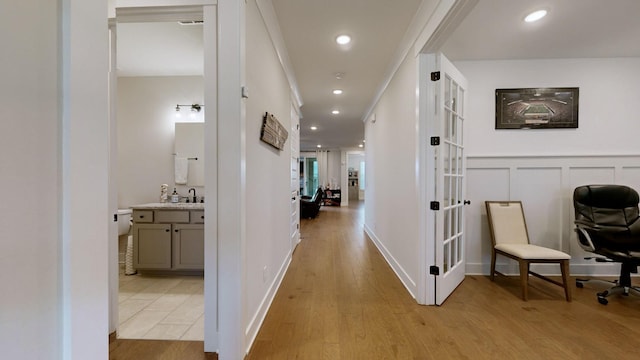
[495,87,579,129]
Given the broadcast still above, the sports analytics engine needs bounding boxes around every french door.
[290,105,300,249]
[425,53,468,305]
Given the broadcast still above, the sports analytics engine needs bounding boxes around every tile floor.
[118,267,204,341]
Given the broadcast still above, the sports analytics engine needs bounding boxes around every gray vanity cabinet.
[133,224,172,269]
[132,207,204,272]
[173,224,204,269]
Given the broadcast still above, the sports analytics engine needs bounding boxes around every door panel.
[290,105,300,249]
[426,53,468,305]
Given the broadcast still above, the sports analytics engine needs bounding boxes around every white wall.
[244,0,294,351]
[1,0,109,358]
[459,58,640,156]
[0,1,61,358]
[457,57,640,276]
[364,52,421,297]
[347,154,364,170]
[117,76,204,207]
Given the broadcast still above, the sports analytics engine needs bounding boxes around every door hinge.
[431,71,440,81]
[430,201,440,210]
[430,265,440,276]
[430,136,440,146]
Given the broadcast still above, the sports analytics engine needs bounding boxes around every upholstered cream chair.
[485,201,572,301]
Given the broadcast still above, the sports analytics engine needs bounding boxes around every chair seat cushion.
[496,243,571,260]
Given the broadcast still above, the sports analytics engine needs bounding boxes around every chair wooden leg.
[560,259,572,302]
[490,250,496,281]
[519,260,529,301]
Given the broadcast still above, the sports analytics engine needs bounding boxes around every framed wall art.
[495,87,579,129]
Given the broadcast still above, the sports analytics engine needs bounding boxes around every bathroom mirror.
[175,123,204,186]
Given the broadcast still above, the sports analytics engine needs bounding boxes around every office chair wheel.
[597,296,608,305]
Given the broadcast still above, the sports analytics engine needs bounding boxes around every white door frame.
[417,52,468,305]
[414,0,477,306]
[108,2,221,353]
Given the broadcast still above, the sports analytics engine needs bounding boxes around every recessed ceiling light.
[310,126,318,130]
[332,89,343,95]
[317,144,322,148]
[332,110,340,115]
[336,35,351,45]
[358,144,364,148]
[524,9,547,23]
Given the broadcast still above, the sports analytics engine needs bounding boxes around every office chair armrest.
[575,226,596,252]
[630,217,640,236]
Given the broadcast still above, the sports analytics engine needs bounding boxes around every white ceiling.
[116,0,640,151]
[271,0,422,151]
[117,22,203,77]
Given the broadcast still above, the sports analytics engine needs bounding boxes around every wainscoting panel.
[466,168,510,275]
[620,166,640,187]
[466,155,640,276]
[515,167,563,251]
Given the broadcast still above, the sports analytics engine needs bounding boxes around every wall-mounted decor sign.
[495,87,579,129]
[260,112,288,150]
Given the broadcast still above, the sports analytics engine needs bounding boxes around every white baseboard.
[466,262,628,277]
[364,224,417,299]
[244,250,292,355]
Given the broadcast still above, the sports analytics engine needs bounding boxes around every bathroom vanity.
[131,203,204,273]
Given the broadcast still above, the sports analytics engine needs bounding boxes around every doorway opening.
[346,151,365,204]
[111,8,208,343]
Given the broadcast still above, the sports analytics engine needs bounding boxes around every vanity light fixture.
[524,9,547,23]
[175,103,204,112]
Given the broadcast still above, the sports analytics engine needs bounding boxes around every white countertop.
[131,202,205,210]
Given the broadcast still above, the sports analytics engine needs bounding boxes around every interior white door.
[290,105,301,249]
[426,53,468,305]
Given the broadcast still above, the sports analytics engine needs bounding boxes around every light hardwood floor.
[111,201,640,359]
[247,202,640,359]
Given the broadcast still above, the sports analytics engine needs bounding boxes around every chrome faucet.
[189,188,196,203]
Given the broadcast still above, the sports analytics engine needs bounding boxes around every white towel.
[175,157,189,184]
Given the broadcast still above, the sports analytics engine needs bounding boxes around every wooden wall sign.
[260,112,288,151]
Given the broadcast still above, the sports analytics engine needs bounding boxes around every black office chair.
[573,184,640,304]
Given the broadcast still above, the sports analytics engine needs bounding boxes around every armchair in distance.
[300,187,323,219]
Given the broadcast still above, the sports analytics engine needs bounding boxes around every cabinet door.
[133,224,172,269]
[172,224,204,270]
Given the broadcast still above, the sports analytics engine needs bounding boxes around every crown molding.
[256,0,304,109]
